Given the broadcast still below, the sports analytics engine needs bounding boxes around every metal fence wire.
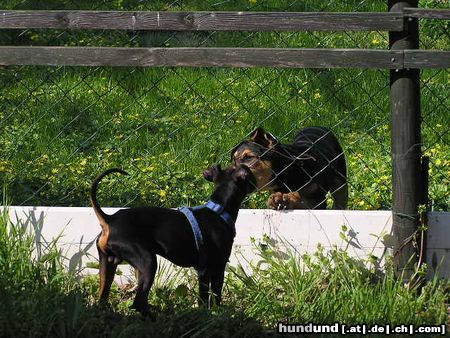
[0,1,448,211]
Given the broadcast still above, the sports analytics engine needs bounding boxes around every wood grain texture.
[389,0,421,280]
[403,7,450,20]
[404,51,450,69]
[0,11,404,31]
[0,47,405,68]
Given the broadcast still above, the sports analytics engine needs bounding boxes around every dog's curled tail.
[91,168,128,224]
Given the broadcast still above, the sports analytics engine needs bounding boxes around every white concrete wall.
[4,206,449,282]
[426,212,450,280]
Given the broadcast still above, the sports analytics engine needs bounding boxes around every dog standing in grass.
[231,127,348,210]
[90,165,255,315]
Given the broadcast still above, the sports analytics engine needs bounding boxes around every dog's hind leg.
[197,270,211,307]
[98,248,118,302]
[131,253,157,315]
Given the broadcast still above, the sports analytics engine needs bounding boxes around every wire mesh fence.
[418,12,449,211]
[0,0,448,211]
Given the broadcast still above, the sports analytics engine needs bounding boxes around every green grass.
[0,207,448,337]
[227,235,449,327]
[0,66,448,210]
[0,0,448,211]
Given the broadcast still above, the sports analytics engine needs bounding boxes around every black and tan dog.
[91,165,255,315]
[231,127,347,210]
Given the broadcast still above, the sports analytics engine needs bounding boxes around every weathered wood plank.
[0,10,404,31]
[404,50,450,69]
[404,7,450,20]
[0,47,447,69]
[0,47,404,68]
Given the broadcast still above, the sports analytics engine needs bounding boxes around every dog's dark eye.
[243,155,255,161]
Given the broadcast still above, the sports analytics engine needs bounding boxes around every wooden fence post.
[389,0,422,279]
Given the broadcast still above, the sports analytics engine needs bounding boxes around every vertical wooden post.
[389,0,421,279]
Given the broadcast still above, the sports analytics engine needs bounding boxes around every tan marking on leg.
[97,220,109,254]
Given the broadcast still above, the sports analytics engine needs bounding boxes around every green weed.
[226,235,448,327]
[0,207,447,337]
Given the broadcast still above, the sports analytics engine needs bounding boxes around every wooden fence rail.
[403,8,450,20]
[1,8,448,32]
[0,11,404,31]
[0,47,406,68]
[0,9,448,69]
[0,47,448,69]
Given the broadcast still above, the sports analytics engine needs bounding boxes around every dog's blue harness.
[179,200,234,252]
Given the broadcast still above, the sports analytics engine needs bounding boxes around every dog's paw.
[267,192,302,210]
[130,303,156,319]
[267,192,286,210]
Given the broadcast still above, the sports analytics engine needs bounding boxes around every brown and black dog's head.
[231,127,280,191]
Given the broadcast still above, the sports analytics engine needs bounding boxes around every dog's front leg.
[210,268,225,307]
[197,269,211,308]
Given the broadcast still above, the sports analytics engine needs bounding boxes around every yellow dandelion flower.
[314,92,321,100]
[158,189,167,199]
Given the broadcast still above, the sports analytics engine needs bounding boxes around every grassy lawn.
[0,208,448,337]
[0,67,448,211]
[1,66,448,210]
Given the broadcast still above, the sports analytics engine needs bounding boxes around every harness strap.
[204,200,234,226]
[179,200,235,253]
[179,207,203,251]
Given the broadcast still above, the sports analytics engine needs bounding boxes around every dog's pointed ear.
[250,127,277,149]
[203,163,221,182]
